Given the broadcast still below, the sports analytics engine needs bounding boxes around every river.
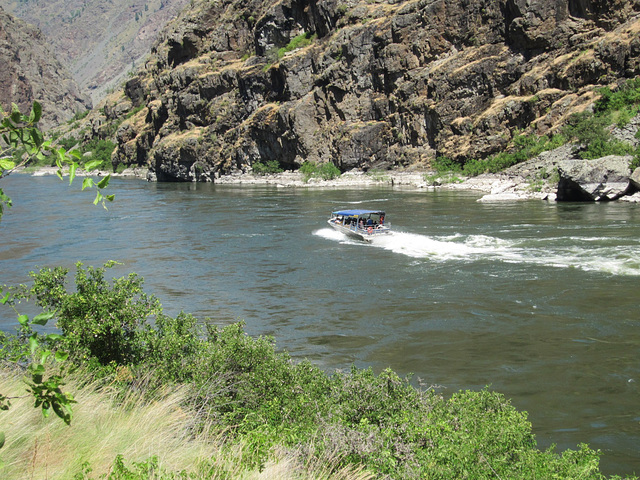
[1,175,639,476]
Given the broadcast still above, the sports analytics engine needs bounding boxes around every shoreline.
[20,165,558,202]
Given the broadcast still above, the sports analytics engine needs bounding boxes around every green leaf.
[29,335,39,354]
[81,177,94,190]
[106,194,115,202]
[84,160,102,171]
[97,175,111,189]
[10,105,22,124]
[33,311,55,326]
[69,162,77,185]
[18,314,29,326]
[30,127,44,149]
[68,149,82,160]
[0,431,5,449]
[29,101,42,123]
[40,350,51,364]
[46,333,63,342]
[0,158,15,171]
[93,191,103,205]
[55,350,69,362]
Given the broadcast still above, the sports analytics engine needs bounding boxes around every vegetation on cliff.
[431,77,640,179]
[0,262,636,479]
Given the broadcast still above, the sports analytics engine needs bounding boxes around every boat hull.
[327,219,390,242]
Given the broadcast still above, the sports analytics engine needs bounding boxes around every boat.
[327,209,391,242]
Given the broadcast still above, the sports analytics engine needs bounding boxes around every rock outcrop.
[557,156,634,201]
[0,7,91,129]
[98,0,640,182]
[454,145,640,203]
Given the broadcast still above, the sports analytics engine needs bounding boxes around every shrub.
[451,134,565,177]
[278,33,317,59]
[316,162,341,180]
[299,161,341,181]
[594,77,640,126]
[562,112,611,147]
[22,261,161,366]
[82,138,116,170]
[252,160,283,175]
[432,156,463,174]
[57,136,80,152]
[562,112,634,159]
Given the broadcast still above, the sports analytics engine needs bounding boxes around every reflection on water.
[1,176,639,475]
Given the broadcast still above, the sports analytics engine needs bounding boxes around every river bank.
[22,157,640,203]
[24,165,548,200]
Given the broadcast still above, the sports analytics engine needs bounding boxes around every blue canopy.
[331,209,385,216]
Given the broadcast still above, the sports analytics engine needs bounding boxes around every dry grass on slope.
[0,367,373,480]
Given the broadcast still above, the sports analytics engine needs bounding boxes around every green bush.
[447,134,565,177]
[277,33,317,59]
[251,160,283,175]
[82,138,115,170]
[21,262,161,366]
[432,156,463,174]
[316,162,341,180]
[562,112,634,160]
[594,77,640,126]
[562,112,612,147]
[451,77,640,176]
[299,160,341,182]
[57,136,80,152]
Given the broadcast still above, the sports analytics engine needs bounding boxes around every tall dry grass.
[0,367,372,479]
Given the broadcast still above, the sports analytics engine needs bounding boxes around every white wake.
[315,229,640,276]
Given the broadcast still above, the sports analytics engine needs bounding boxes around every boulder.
[619,191,640,203]
[630,167,640,190]
[556,156,633,201]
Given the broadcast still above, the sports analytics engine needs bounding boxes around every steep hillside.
[0,0,189,103]
[0,7,91,129]
[89,0,640,180]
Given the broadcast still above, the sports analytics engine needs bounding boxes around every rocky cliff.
[98,0,640,181]
[0,7,91,129]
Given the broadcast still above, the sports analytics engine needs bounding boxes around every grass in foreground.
[0,367,373,480]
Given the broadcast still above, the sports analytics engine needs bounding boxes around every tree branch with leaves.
[0,101,114,220]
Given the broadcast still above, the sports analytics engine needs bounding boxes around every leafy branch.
[0,101,114,219]
[0,289,76,452]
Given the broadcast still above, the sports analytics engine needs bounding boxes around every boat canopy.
[331,209,385,217]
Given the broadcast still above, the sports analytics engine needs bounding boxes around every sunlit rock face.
[105,0,640,181]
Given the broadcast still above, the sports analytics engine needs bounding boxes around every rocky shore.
[25,150,640,204]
